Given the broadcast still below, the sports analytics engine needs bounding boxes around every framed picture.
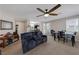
[0,20,13,30]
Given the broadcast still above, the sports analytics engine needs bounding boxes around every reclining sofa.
[21,31,47,54]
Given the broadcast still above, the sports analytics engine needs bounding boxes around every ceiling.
[0,4,79,22]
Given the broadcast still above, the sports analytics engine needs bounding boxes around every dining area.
[51,30,77,47]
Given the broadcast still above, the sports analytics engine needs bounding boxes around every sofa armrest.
[42,35,47,42]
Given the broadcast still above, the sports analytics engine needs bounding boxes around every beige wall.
[49,19,66,32]
[0,11,16,34]
[15,21,27,35]
[0,11,27,35]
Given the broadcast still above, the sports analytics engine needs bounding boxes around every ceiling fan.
[36,4,61,17]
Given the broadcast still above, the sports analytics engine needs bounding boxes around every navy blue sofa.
[21,31,47,54]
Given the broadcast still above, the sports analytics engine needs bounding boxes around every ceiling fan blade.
[36,14,44,17]
[49,13,58,16]
[37,8,45,13]
[48,4,61,13]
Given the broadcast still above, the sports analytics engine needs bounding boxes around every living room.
[0,4,79,55]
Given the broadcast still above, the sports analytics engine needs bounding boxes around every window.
[66,18,78,32]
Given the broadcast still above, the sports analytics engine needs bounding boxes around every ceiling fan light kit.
[44,14,49,17]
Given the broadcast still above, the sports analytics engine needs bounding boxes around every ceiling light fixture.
[44,14,49,17]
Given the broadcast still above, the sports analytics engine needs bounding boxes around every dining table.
[53,31,76,47]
